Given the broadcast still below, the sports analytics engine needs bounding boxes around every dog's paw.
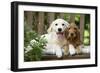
[69,49,76,56]
[76,50,82,55]
[64,52,69,56]
[69,44,76,56]
[76,46,82,55]
[56,50,63,58]
[56,54,62,58]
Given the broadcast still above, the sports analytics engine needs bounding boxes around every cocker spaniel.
[64,23,82,55]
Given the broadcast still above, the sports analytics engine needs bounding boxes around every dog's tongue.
[57,32,64,38]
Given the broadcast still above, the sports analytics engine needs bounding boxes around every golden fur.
[64,23,82,55]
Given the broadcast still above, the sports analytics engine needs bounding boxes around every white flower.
[25,45,33,53]
[30,39,37,45]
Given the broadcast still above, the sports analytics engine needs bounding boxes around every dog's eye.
[74,27,77,30]
[55,24,58,26]
[68,27,70,30]
[62,24,64,26]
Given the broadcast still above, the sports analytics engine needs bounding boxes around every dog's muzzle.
[57,32,64,39]
[58,28,62,32]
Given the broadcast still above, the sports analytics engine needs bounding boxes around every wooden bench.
[42,53,90,61]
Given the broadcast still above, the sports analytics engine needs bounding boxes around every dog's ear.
[76,29,82,45]
[47,23,53,33]
[76,28,81,41]
[65,21,70,27]
[64,28,69,38]
[47,26,52,33]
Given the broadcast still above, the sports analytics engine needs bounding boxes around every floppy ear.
[64,28,69,38]
[76,29,82,46]
[76,28,81,43]
[47,23,53,33]
[77,29,80,38]
[65,21,70,27]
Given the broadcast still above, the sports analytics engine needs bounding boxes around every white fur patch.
[69,44,76,55]
[44,44,63,58]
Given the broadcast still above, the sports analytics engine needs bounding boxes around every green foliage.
[84,30,90,45]
[63,14,70,21]
[84,14,90,45]
[24,25,39,47]
[75,15,80,25]
[84,38,89,45]
[75,15,80,22]
[84,30,90,37]
[24,28,47,61]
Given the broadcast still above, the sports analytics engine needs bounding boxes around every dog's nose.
[71,33,74,36]
[58,28,62,32]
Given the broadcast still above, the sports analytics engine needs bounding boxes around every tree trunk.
[26,11,33,31]
[47,13,55,32]
[37,12,44,35]
[69,14,75,23]
[80,14,85,43]
[33,12,38,32]
[60,13,64,19]
[47,13,55,25]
